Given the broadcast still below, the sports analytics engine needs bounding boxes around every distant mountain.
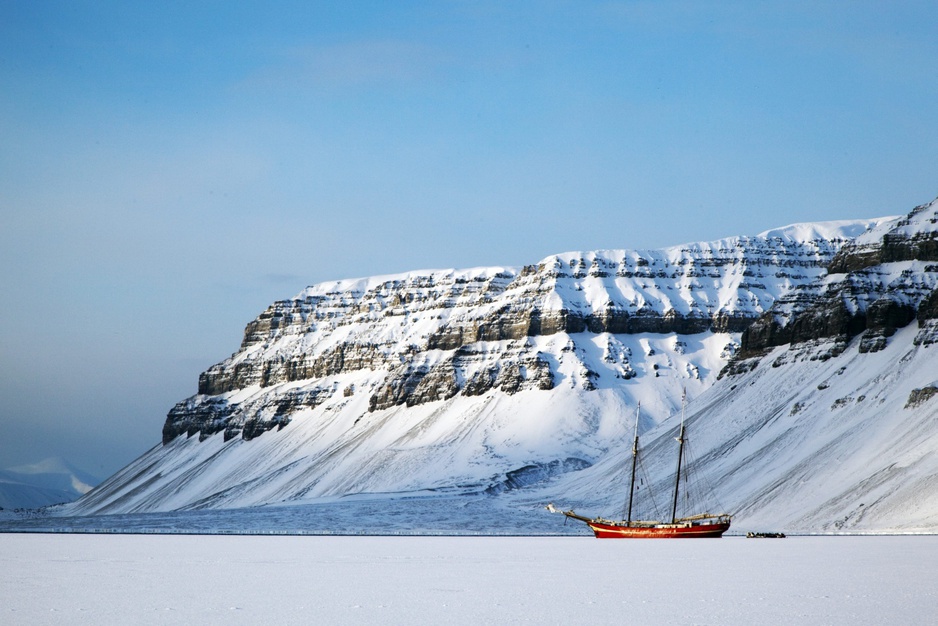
[62,208,906,524]
[56,195,938,533]
[0,457,100,509]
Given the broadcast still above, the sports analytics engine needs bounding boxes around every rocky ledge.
[163,221,874,444]
[738,198,938,360]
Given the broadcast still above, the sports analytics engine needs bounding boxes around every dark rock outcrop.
[199,342,389,396]
[913,287,938,346]
[905,386,938,409]
[162,387,330,444]
[737,199,938,360]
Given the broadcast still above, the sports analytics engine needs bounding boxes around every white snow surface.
[68,331,738,514]
[853,196,938,244]
[755,217,896,242]
[534,324,938,533]
[2,533,936,625]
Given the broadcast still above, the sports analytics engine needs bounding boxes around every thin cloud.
[244,39,447,92]
[263,272,305,286]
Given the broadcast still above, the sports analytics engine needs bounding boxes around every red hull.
[586,519,730,539]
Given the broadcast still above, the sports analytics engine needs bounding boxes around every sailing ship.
[550,394,731,538]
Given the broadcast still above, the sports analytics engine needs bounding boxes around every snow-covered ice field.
[2,534,936,625]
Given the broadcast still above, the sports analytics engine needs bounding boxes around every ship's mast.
[626,402,640,525]
[670,390,687,524]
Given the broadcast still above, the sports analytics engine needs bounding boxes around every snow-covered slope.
[535,321,938,533]
[62,215,902,520]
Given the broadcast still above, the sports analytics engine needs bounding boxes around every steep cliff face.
[163,222,873,446]
[54,195,938,532]
[739,199,938,360]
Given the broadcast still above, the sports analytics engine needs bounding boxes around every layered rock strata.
[164,223,874,444]
[739,199,938,360]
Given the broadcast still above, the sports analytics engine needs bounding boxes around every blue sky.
[2,1,938,478]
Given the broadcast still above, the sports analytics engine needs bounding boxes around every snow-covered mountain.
[545,197,938,533]
[54,195,938,533]
[0,457,99,509]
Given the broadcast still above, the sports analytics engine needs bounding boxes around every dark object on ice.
[747,531,786,538]
[549,394,731,538]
